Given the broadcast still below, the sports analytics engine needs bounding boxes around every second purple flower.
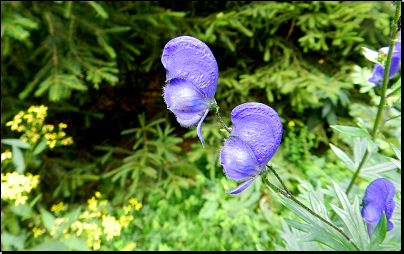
[220,102,283,194]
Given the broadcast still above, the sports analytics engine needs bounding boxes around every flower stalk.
[345,1,401,196]
[262,166,361,251]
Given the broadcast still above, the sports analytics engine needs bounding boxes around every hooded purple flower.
[161,36,219,147]
[361,178,396,238]
[368,32,401,86]
[220,102,283,194]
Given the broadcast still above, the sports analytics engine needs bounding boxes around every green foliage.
[1,1,401,251]
[276,180,400,251]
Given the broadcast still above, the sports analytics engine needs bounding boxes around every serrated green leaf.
[39,208,55,232]
[331,125,369,138]
[332,181,369,251]
[11,145,26,173]
[32,138,48,155]
[353,137,367,167]
[330,144,355,170]
[369,212,387,250]
[2,138,31,149]
[390,143,401,160]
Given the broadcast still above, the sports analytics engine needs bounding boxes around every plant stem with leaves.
[263,165,361,251]
[345,1,401,196]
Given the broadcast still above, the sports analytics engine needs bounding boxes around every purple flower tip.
[368,43,401,87]
[220,102,283,194]
[161,36,219,147]
[361,178,396,238]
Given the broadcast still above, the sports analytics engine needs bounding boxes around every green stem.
[263,174,360,251]
[344,1,401,196]
[211,100,232,134]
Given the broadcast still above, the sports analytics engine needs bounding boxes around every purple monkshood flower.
[161,36,219,147]
[220,102,283,194]
[368,31,401,87]
[361,178,396,238]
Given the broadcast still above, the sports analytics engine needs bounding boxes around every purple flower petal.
[387,220,394,231]
[196,109,210,147]
[394,31,401,53]
[161,36,218,101]
[163,78,209,120]
[362,201,382,223]
[230,102,283,168]
[363,178,396,211]
[226,177,257,194]
[176,111,205,127]
[368,64,384,87]
[221,137,261,181]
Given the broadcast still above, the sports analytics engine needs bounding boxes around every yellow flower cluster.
[6,105,73,149]
[129,197,143,211]
[1,172,40,206]
[122,242,137,251]
[51,202,65,212]
[32,227,46,238]
[65,193,142,250]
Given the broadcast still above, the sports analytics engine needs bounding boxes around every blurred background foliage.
[1,1,400,251]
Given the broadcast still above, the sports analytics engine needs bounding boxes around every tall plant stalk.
[345,1,401,196]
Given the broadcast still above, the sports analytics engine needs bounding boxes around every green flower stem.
[211,100,232,134]
[266,165,291,196]
[345,1,401,196]
[263,171,360,251]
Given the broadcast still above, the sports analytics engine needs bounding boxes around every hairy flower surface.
[361,178,396,237]
[220,102,282,194]
[369,32,401,86]
[161,36,218,147]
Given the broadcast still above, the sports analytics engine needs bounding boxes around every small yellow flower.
[123,205,132,215]
[59,131,66,138]
[128,198,137,206]
[95,192,102,198]
[88,197,98,211]
[36,105,48,119]
[42,124,54,132]
[288,121,295,127]
[59,123,68,129]
[32,134,41,144]
[23,113,34,123]
[17,125,26,132]
[93,240,101,250]
[21,137,28,143]
[6,118,22,130]
[47,140,57,149]
[32,227,45,237]
[102,215,121,241]
[1,150,12,161]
